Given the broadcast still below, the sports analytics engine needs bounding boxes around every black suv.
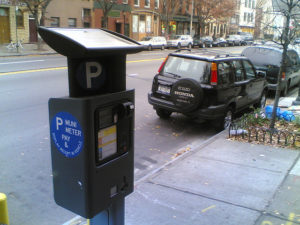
[148,50,268,130]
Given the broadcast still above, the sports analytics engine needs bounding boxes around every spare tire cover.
[170,78,203,112]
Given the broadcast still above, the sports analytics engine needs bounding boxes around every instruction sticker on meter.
[98,125,117,160]
[50,112,84,158]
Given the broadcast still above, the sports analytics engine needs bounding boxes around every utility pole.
[190,0,194,35]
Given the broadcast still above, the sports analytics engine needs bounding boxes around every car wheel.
[213,107,234,131]
[156,108,172,119]
[161,45,165,50]
[202,44,205,48]
[148,45,152,51]
[281,81,290,97]
[177,43,181,49]
[254,90,267,109]
[210,43,213,48]
[188,43,192,49]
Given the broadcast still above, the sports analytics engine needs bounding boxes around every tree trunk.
[269,15,290,130]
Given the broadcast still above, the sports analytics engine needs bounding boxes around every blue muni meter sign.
[50,112,84,158]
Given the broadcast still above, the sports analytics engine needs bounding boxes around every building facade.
[44,0,94,28]
[0,0,30,44]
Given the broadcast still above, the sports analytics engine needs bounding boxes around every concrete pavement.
[0,42,56,57]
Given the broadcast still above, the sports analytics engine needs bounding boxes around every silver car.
[167,35,193,49]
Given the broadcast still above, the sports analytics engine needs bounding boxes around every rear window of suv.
[162,56,210,83]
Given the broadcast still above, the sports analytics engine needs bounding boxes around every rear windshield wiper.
[164,72,181,78]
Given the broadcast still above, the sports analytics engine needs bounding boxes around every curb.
[0,52,58,58]
[135,129,226,184]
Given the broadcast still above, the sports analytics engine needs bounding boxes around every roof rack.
[174,48,242,58]
[174,48,192,52]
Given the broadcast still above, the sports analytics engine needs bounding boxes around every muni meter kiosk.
[38,27,144,220]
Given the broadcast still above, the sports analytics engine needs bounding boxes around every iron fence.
[228,112,300,148]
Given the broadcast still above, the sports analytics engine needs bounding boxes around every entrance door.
[116,23,121,34]
[29,18,37,42]
[0,8,10,44]
[124,24,129,37]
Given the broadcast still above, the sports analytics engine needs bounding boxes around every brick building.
[94,0,161,40]
[0,1,30,44]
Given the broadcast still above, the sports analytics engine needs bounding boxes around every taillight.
[210,62,218,85]
[282,72,286,80]
[158,56,168,73]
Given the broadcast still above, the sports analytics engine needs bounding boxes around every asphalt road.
[0,48,226,225]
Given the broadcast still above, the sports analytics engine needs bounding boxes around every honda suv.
[148,50,268,130]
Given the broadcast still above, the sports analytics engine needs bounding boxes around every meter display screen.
[97,125,117,160]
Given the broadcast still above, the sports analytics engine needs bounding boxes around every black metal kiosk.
[38,27,144,224]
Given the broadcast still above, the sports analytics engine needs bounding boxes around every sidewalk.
[0,42,57,57]
[123,95,300,225]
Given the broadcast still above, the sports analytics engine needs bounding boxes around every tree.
[268,0,300,129]
[194,0,236,36]
[21,0,52,49]
[94,0,118,29]
[160,0,181,38]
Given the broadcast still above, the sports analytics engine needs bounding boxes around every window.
[16,9,24,28]
[245,0,247,7]
[139,15,145,33]
[68,18,77,27]
[83,8,91,27]
[244,12,247,22]
[252,0,255,8]
[50,17,60,27]
[232,61,245,82]
[145,0,150,7]
[251,13,253,22]
[132,15,138,32]
[218,62,233,85]
[146,15,151,32]
[134,0,139,6]
[247,13,251,22]
[243,60,255,79]
[123,0,128,3]
[155,0,159,8]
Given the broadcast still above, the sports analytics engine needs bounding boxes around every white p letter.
[86,62,102,88]
[56,117,63,130]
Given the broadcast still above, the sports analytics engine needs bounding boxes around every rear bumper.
[148,92,227,120]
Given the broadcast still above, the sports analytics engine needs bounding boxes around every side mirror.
[256,71,266,78]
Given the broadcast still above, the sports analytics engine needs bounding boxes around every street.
[0,48,219,225]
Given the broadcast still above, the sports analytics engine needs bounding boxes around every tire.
[161,45,165,50]
[210,43,213,48]
[148,45,152,51]
[254,90,267,109]
[170,78,203,113]
[213,107,234,131]
[188,43,192,49]
[156,108,172,119]
[177,43,181,49]
[202,44,206,48]
[281,81,290,97]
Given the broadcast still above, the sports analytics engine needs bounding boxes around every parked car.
[242,46,300,96]
[201,36,213,47]
[148,50,268,130]
[226,35,243,46]
[139,36,167,51]
[167,35,193,49]
[239,32,254,45]
[193,35,205,48]
[212,38,228,47]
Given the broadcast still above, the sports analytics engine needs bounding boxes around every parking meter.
[38,27,144,219]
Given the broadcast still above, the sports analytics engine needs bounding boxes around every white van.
[139,36,167,51]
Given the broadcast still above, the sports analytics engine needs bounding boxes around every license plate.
[158,85,170,94]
